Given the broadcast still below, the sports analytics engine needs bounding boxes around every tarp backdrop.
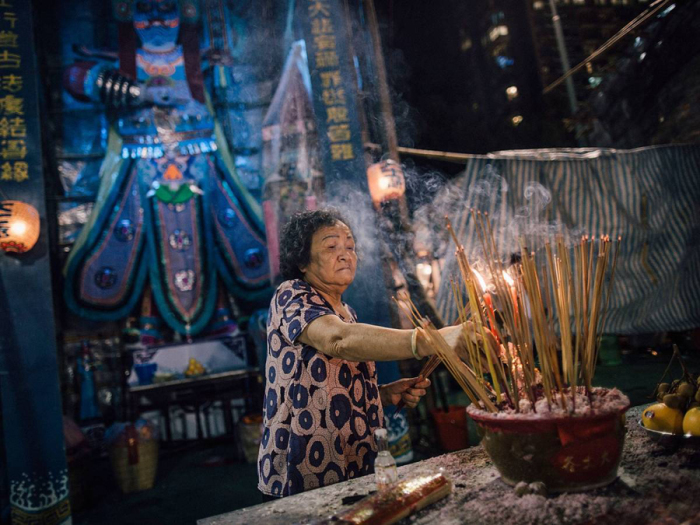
[435,144,700,335]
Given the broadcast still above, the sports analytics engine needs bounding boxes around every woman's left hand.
[379,377,431,408]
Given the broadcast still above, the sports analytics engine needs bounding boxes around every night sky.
[376,1,504,157]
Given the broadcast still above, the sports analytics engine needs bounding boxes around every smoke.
[508,179,583,256]
[324,181,382,263]
[413,162,585,267]
[320,181,401,325]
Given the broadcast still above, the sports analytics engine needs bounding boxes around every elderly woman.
[257,209,468,499]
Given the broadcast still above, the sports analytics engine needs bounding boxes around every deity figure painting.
[63,0,271,338]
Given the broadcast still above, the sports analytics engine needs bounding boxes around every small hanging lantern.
[0,200,41,254]
[366,159,406,206]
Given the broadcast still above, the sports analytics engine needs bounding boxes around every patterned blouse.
[257,279,383,497]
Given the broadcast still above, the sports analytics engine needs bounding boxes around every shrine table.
[128,368,262,443]
[199,405,700,525]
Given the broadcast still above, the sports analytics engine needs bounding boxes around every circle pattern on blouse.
[257,280,383,498]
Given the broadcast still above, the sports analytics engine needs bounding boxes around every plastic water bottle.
[374,428,398,490]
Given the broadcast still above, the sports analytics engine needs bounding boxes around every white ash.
[468,387,630,419]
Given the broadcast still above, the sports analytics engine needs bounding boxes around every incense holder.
[467,389,630,492]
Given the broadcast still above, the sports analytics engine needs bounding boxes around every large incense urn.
[468,388,630,492]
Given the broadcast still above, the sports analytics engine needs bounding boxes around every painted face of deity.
[134,0,181,51]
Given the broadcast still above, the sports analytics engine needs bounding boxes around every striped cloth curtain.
[435,144,700,335]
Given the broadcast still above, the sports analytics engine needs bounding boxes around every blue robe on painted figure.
[63,0,271,336]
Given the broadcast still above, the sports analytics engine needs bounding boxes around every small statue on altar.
[62,0,271,338]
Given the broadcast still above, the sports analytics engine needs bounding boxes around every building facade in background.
[475,0,651,146]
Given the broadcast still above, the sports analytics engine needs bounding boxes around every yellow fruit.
[683,407,700,436]
[185,357,205,377]
[642,403,684,434]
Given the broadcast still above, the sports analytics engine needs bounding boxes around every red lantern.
[0,200,40,254]
[366,159,406,206]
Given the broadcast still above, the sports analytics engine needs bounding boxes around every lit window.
[506,85,519,101]
[533,1,545,8]
[511,115,523,126]
[496,56,515,69]
[588,76,602,88]
[489,25,509,42]
[573,0,585,4]
[660,4,676,17]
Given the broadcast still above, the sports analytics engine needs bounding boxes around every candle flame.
[502,270,515,286]
[472,269,487,292]
[417,262,432,277]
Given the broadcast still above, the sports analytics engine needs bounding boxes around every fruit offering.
[643,345,700,436]
[642,403,684,434]
[185,357,206,377]
[684,407,700,436]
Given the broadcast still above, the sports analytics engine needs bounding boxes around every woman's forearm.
[331,322,417,361]
[299,315,429,362]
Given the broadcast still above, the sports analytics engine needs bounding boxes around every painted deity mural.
[62,0,271,336]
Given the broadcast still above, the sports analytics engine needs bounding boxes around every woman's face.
[301,221,357,291]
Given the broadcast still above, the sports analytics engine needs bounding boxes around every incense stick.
[440,213,618,415]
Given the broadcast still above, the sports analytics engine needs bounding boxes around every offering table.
[199,406,700,525]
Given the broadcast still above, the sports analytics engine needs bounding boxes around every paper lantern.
[367,159,406,206]
[0,200,40,253]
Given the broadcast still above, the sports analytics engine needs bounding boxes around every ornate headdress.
[112,0,200,24]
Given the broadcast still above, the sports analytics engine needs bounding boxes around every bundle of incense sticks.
[392,354,441,417]
[315,472,452,525]
[395,293,498,412]
[397,212,620,414]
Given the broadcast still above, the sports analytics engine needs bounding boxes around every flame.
[502,270,515,287]
[417,262,432,277]
[472,269,487,292]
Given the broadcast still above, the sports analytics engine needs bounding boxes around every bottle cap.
[374,428,387,440]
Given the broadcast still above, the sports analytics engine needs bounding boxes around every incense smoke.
[414,163,585,267]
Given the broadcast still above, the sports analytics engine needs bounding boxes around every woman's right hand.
[433,322,478,361]
[437,322,501,372]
